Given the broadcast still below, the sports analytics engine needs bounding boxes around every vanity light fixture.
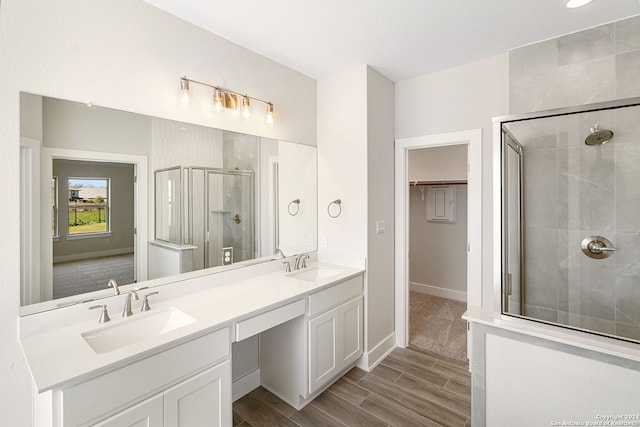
[178,78,192,107]
[178,76,275,125]
[565,0,594,8]
[212,87,225,114]
[265,102,275,126]
[241,96,251,119]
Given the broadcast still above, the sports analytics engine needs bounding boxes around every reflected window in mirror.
[67,178,110,235]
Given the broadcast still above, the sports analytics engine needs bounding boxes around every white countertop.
[19,260,364,392]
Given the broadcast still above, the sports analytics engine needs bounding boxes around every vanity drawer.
[308,276,363,318]
[60,327,230,426]
[235,299,306,341]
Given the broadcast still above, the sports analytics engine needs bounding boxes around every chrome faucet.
[108,279,120,295]
[122,290,139,317]
[294,253,310,270]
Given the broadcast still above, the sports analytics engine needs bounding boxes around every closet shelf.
[409,180,467,186]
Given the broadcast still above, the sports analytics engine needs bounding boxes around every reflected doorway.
[52,159,136,298]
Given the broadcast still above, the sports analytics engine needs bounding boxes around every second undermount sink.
[81,307,196,355]
[289,266,342,282]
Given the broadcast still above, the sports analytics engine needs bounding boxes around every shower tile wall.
[513,104,640,341]
[509,15,640,115]
[508,14,640,342]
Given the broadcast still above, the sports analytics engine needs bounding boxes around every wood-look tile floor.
[233,346,471,427]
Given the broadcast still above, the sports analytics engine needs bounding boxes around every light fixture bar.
[180,76,272,107]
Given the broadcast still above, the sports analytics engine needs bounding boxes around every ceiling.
[143,0,640,81]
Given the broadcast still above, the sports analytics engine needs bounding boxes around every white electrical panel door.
[426,185,456,223]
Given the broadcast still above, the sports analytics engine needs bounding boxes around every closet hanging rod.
[409,180,467,186]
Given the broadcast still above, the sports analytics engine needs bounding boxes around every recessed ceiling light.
[566,0,594,8]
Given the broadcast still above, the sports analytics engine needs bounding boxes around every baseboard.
[232,368,261,402]
[356,331,396,371]
[53,247,134,264]
[410,281,467,302]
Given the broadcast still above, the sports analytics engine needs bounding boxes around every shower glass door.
[206,169,255,268]
[501,99,640,344]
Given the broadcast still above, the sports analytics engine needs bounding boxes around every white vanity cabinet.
[308,278,363,394]
[38,327,231,427]
[260,274,363,409]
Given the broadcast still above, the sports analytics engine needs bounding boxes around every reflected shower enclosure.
[155,166,255,270]
[501,98,640,343]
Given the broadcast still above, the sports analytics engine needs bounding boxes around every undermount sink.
[289,266,342,282]
[81,308,196,354]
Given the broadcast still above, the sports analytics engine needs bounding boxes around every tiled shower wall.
[509,15,640,115]
[508,15,640,341]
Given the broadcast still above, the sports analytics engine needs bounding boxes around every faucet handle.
[283,261,291,273]
[141,291,159,312]
[89,305,111,323]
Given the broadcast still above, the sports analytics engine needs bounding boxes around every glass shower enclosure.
[501,97,640,344]
[155,166,255,270]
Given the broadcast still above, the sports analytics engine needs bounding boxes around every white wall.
[317,66,368,257]
[408,145,468,183]
[485,334,640,426]
[409,185,468,299]
[396,54,510,310]
[0,1,316,424]
[318,65,395,365]
[52,160,135,261]
[365,67,396,360]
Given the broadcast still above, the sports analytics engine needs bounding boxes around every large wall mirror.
[20,93,317,315]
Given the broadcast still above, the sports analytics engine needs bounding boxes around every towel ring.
[288,199,300,216]
[328,199,342,218]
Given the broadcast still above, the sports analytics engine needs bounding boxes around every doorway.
[52,159,136,299]
[395,129,482,362]
[408,145,468,360]
[39,148,148,303]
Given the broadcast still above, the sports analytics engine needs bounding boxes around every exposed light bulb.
[178,77,192,107]
[566,0,594,8]
[265,103,275,126]
[241,96,252,119]
[212,88,225,114]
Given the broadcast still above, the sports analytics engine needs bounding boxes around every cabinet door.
[308,308,338,394]
[93,394,163,427]
[164,360,231,427]
[339,296,363,367]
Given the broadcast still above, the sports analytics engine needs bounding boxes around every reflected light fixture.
[178,76,274,125]
[566,0,594,8]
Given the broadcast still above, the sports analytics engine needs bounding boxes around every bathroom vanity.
[19,257,364,426]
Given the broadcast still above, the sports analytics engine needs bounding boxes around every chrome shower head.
[585,124,614,146]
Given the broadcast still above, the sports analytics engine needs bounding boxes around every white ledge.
[463,306,640,363]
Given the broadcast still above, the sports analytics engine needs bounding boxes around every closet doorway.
[408,146,468,360]
[394,129,482,363]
